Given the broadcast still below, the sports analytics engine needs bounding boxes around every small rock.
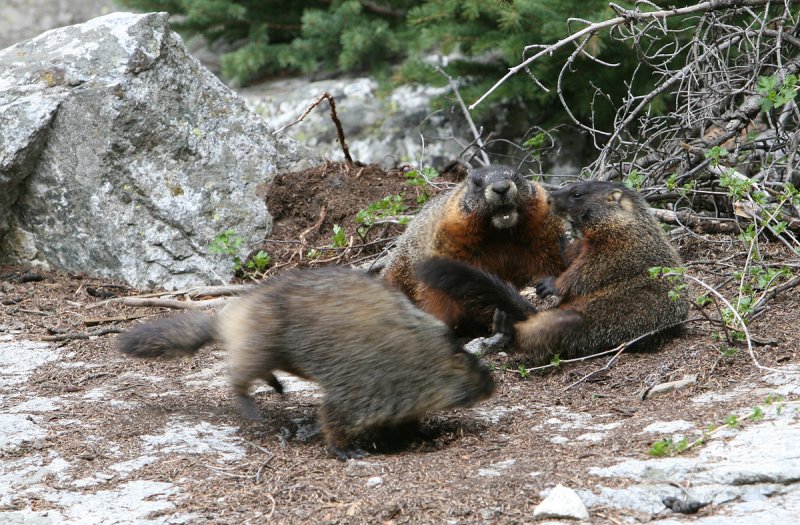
[464,333,508,355]
[366,476,383,487]
[662,496,709,514]
[533,484,589,521]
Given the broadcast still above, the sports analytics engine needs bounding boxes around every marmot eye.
[571,192,582,199]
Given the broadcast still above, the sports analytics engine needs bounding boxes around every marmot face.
[548,181,642,230]
[466,166,531,229]
[450,349,496,407]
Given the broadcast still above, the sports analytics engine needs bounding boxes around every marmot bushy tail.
[415,258,534,322]
[418,181,689,364]
[380,165,564,334]
[117,266,494,459]
[117,312,215,359]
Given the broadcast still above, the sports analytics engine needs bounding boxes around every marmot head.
[436,343,495,409]
[463,165,533,229]
[548,181,648,232]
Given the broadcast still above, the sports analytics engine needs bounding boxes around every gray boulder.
[0,12,301,289]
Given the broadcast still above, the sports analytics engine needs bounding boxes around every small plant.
[549,354,562,368]
[209,229,245,271]
[523,131,549,160]
[695,294,712,307]
[355,195,409,227]
[756,73,798,111]
[649,438,688,457]
[355,195,411,240]
[705,146,729,168]
[405,167,439,204]
[764,393,786,405]
[209,229,271,276]
[649,266,688,301]
[748,406,764,422]
[623,169,644,190]
[306,248,321,259]
[331,224,347,248]
[723,414,740,428]
[517,364,530,379]
[717,344,739,357]
[245,250,271,273]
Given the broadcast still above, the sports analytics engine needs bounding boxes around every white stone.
[533,484,589,521]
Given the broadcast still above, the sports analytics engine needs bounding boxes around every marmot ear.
[608,189,624,204]
[441,159,470,181]
[609,189,636,212]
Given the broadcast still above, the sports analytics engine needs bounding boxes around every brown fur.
[381,165,565,333]
[418,181,689,364]
[116,267,494,459]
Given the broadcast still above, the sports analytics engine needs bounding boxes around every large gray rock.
[0,12,301,289]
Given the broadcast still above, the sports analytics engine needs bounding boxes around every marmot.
[116,266,495,459]
[380,165,565,333]
[417,181,689,364]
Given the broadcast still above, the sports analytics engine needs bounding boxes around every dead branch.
[273,92,353,166]
[83,314,147,326]
[117,297,231,310]
[85,284,253,310]
[41,326,124,342]
[750,274,800,316]
[434,66,490,166]
[653,209,743,234]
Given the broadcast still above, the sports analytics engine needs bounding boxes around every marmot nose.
[491,181,510,195]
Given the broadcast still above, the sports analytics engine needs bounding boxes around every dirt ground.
[1,162,799,523]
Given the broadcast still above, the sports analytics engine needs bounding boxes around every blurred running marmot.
[116,266,495,459]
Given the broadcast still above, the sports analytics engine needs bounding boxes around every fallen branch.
[85,284,253,309]
[750,274,800,318]
[83,313,147,327]
[41,326,124,342]
[509,318,692,377]
[652,209,742,234]
[116,297,230,310]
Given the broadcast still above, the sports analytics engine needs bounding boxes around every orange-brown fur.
[381,165,565,333]
[418,181,689,363]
